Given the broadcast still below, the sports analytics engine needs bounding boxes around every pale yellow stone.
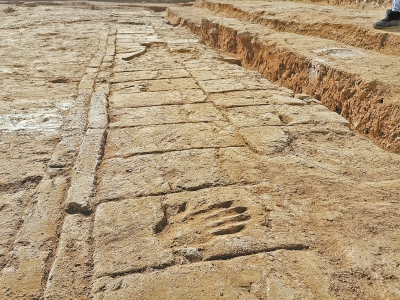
[109,103,224,127]
[105,122,244,158]
[109,89,206,108]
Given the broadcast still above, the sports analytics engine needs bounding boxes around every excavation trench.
[195,0,400,56]
[166,7,400,153]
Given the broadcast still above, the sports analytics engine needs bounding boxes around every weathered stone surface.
[190,68,249,81]
[111,69,190,83]
[0,246,49,299]
[96,146,335,202]
[283,124,400,181]
[93,184,307,278]
[15,176,68,245]
[225,104,350,128]
[113,78,199,92]
[239,127,289,155]
[115,46,147,61]
[65,129,106,214]
[208,90,302,108]
[226,106,282,127]
[91,251,332,300]
[93,197,174,278]
[88,92,108,130]
[0,191,24,268]
[78,74,95,90]
[198,78,246,93]
[96,148,220,202]
[116,42,146,54]
[0,176,68,299]
[109,103,224,127]
[105,122,244,158]
[109,89,206,108]
[44,215,92,300]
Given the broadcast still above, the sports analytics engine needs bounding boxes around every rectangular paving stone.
[104,121,244,158]
[88,92,108,129]
[44,215,92,300]
[114,46,147,61]
[113,61,183,72]
[198,78,246,93]
[96,147,333,203]
[190,69,249,81]
[117,28,155,34]
[208,90,302,107]
[115,43,144,54]
[2,176,69,299]
[184,59,244,71]
[117,36,163,44]
[109,103,224,127]
[112,78,199,93]
[93,184,306,279]
[0,191,24,266]
[283,124,400,181]
[225,104,350,128]
[15,176,69,245]
[109,89,206,108]
[111,69,190,83]
[65,129,106,214]
[239,127,290,155]
[93,197,174,278]
[78,73,96,90]
[96,148,220,202]
[91,251,332,300]
[106,45,115,56]
[226,106,282,127]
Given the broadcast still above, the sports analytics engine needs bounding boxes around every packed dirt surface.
[0,1,399,300]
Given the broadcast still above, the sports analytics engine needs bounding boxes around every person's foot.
[373,9,400,29]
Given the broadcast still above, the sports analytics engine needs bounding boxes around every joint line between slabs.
[105,145,246,160]
[97,243,309,280]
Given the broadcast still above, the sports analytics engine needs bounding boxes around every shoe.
[373,9,400,29]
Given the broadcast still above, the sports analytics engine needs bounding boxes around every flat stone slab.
[197,76,277,93]
[117,28,155,34]
[113,60,184,72]
[283,124,400,181]
[93,184,307,278]
[44,215,92,299]
[96,147,336,202]
[115,43,145,54]
[91,250,331,300]
[88,92,108,129]
[65,129,106,214]
[105,122,244,158]
[0,191,24,264]
[96,148,220,202]
[190,69,250,81]
[112,78,199,92]
[109,90,206,108]
[239,127,290,155]
[109,103,224,127]
[111,69,190,83]
[208,90,301,108]
[225,104,350,128]
[197,78,246,93]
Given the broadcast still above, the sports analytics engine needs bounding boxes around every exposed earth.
[0,0,399,299]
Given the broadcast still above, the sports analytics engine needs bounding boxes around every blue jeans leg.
[393,0,400,11]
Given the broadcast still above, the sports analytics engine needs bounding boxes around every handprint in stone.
[154,185,296,263]
[156,200,252,262]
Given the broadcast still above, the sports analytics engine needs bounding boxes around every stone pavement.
[84,9,400,300]
[1,2,400,300]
